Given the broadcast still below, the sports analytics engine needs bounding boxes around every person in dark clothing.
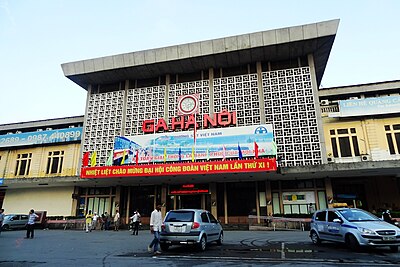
[382,210,396,225]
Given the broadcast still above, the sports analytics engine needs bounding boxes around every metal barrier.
[248,215,311,231]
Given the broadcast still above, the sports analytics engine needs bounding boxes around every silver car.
[2,214,29,230]
[310,208,400,252]
[160,209,223,251]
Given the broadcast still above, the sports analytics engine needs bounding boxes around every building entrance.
[177,195,202,209]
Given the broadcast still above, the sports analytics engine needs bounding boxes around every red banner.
[81,158,277,178]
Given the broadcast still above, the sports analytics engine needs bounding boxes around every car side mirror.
[333,218,342,224]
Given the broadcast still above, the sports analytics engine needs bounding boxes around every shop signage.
[169,183,209,195]
[0,127,83,148]
[337,96,400,117]
[282,191,315,204]
[81,158,277,178]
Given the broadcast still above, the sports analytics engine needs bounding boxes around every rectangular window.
[15,153,32,176]
[385,124,400,155]
[330,128,360,158]
[46,151,64,174]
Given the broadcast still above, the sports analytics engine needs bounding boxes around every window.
[330,128,360,158]
[385,124,400,155]
[15,153,32,176]
[208,213,218,223]
[315,211,326,221]
[201,212,209,223]
[327,211,340,222]
[46,151,64,174]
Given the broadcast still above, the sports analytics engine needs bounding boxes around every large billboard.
[337,96,400,117]
[112,124,276,164]
[0,127,83,148]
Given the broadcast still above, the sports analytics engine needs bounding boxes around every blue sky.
[1,0,399,124]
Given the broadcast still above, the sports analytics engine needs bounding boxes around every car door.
[200,212,211,239]
[20,215,29,228]
[313,211,328,239]
[207,212,220,241]
[326,211,343,242]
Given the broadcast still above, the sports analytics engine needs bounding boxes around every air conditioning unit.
[320,100,330,106]
[15,131,22,134]
[361,155,371,161]
[37,129,43,131]
[69,125,75,128]
[46,127,52,131]
[327,157,334,163]
[349,97,359,100]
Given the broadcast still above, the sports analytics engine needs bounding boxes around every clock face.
[178,95,198,115]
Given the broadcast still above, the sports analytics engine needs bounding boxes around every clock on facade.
[177,94,199,115]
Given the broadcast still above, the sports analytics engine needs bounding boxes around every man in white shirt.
[148,204,163,254]
[25,209,39,239]
[92,212,98,230]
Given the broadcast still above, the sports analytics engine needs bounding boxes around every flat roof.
[62,19,339,89]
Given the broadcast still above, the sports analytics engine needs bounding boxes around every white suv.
[310,208,400,252]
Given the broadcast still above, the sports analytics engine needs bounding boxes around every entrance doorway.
[177,195,202,209]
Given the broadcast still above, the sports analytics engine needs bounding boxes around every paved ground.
[0,229,399,266]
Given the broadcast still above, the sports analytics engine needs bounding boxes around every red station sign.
[81,158,277,178]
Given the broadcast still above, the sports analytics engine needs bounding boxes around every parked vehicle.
[160,209,223,251]
[2,214,29,230]
[310,208,400,252]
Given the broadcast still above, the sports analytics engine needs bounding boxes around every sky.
[1,0,399,125]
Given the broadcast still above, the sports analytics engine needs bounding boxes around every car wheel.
[198,235,207,251]
[160,243,169,251]
[2,224,9,231]
[310,231,321,245]
[389,246,399,253]
[346,234,360,251]
[216,232,223,246]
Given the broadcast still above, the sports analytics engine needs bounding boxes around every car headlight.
[358,227,376,235]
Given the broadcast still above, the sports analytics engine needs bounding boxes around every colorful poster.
[112,124,276,164]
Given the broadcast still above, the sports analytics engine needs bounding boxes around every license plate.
[382,236,395,241]
[171,226,185,233]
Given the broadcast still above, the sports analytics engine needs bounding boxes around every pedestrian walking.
[114,210,120,231]
[92,212,98,230]
[85,210,93,233]
[0,209,4,236]
[104,212,110,230]
[148,204,163,255]
[25,209,39,239]
[130,209,141,235]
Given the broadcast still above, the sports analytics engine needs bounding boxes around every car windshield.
[339,209,379,222]
[165,211,195,222]
[4,215,13,219]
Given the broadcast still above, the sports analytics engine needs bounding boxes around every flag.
[238,143,243,160]
[135,150,139,165]
[206,147,210,161]
[191,146,195,162]
[121,150,125,165]
[106,150,113,166]
[163,147,167,163]
[82,152,89,167]
[254,142,259,159]
[90,151,97,167]
[222,145,226,161]
[178,147,182,162]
